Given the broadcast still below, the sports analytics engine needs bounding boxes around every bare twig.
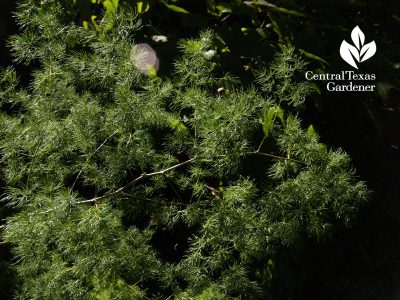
[256,136,266,152]
[77,156,197,205]
[34,156,198,214]
[206,185,221,199]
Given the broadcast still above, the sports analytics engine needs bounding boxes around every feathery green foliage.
[0,0,368,298]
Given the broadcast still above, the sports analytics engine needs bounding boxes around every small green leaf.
[169,119,187,132]
[147,65,158,78]
[162,1,189,14]
[262,106,285,137]
[216,3,232,14]
[253,0,306,18]
[103,0,119,14]
[137,1,150,14]
[307,124,316,136]
[90,15,100,31]
[299,49,329,65]
[275,106,285,125]
[262,109,273,137]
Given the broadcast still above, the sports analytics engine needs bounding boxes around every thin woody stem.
[256,136,266,152]
[77,156,197,205]
[35,156,198,213]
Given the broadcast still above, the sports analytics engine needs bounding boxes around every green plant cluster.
[0,0,368,298]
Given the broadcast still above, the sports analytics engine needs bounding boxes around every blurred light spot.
[152,35,168,43]
[130,43,159,75]
[203,49,215,59]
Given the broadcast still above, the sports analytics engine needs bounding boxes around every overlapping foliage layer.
[0,1,368,298]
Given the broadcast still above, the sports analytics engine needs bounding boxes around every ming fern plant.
[0,0,368,298]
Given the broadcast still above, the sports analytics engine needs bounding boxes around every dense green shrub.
[0,0,368,298]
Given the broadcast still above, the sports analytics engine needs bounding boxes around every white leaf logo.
[340,26,376,69]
